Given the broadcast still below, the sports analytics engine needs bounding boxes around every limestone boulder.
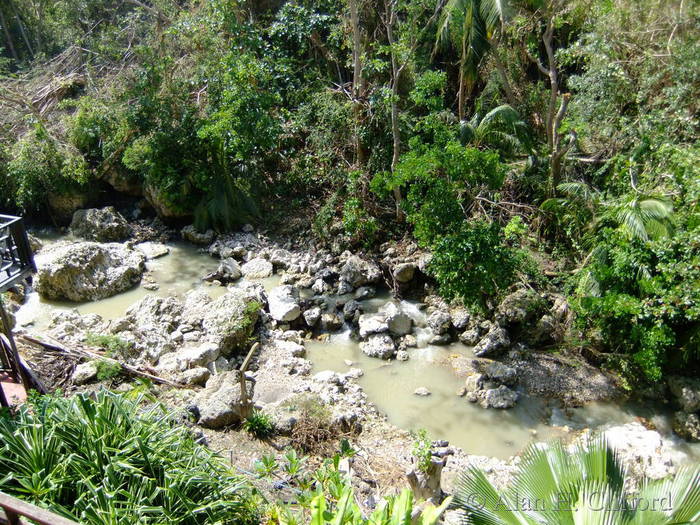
[70,207,131,242]
[35,242,145,301]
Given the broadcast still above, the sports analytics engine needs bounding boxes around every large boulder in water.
[35,242,146,301]
[359,334,396,359]
[181,289,262,356]
[70,207,131,242]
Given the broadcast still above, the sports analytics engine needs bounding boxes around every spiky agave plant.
[0,391,260,524]
[453,437,700,524]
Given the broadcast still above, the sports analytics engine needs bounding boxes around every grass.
[242,409,275,439]
[0,390,260,524]
[85,333,133,359]
[94,359,122,381]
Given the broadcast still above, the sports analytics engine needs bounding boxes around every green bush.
[372,143,516,308]
[242,409,275,439]
[0,391,259,524]
[411,429,433,474]
[8,125,91,214]
[85,333,133,359]
[575,228,700,383]
[94,359,122,381]
[429,222,521,310]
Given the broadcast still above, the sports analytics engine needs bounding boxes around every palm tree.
[454,437,700,524]
[435,0,509,119]
[459,104,531,155]
[542,181,674,244]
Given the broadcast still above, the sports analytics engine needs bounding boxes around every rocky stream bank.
[5,206,700,509]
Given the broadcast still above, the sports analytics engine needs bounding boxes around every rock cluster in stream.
[34,241,146,301]
[36,213,602,414]
[22,209,697,445]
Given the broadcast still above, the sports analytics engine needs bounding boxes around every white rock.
[359,334,396,359]
[358,313,389,338]
[381,302,412,336]
[268,285,301,322]
[177,342,220,369]
[35,242,146,301]
[72,361,98,385]
[241,257,273,279]
[135,241,170,260]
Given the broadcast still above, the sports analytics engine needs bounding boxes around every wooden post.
[0,297,31,389]
[238,342,259,420]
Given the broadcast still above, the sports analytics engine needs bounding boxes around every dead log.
[19,334,184,388]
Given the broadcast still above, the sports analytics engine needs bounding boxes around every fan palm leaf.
[454,438,700,525]
[459,104,530,154]
[611,196,673,242]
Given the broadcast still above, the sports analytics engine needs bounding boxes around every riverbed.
[16,236,700,460]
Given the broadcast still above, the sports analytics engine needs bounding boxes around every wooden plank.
[0,492,79,525]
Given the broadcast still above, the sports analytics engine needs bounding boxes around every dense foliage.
[0,391,260,524]
[0,0,698,382]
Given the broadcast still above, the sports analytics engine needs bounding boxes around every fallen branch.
[20,334,183,388]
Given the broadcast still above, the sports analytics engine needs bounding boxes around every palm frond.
[478,104,522,130]
[612,196,673,242]
[460,121,477,146]
[479,0,510,31]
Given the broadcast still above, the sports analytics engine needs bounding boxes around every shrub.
[0,391,259,524]
[574,228,700,383]
[8,125,91,214]
[94,359,122,381]
[411,429,433,474]
[283,393,337,454]
[242,409,275,439]
[85,333,133,359]
[429,222,521,310]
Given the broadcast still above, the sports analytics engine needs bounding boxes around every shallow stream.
[16,236,700,460]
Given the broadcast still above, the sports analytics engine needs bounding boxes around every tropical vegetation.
[0,391,260,524]
[0,0,697,382]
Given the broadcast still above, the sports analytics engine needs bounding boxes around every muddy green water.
[306,334,566,457]
[16,240,281,330]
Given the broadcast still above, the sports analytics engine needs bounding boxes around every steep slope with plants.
[0,0,697,387]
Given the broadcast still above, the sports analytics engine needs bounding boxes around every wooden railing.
[0,214,36,293]
[0,492,79,525]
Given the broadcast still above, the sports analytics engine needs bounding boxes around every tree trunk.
[457,36,467,120]
[8,0,32,59]
[543,18,557,150]
[348,0,366,168]
[386,2,404,220]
